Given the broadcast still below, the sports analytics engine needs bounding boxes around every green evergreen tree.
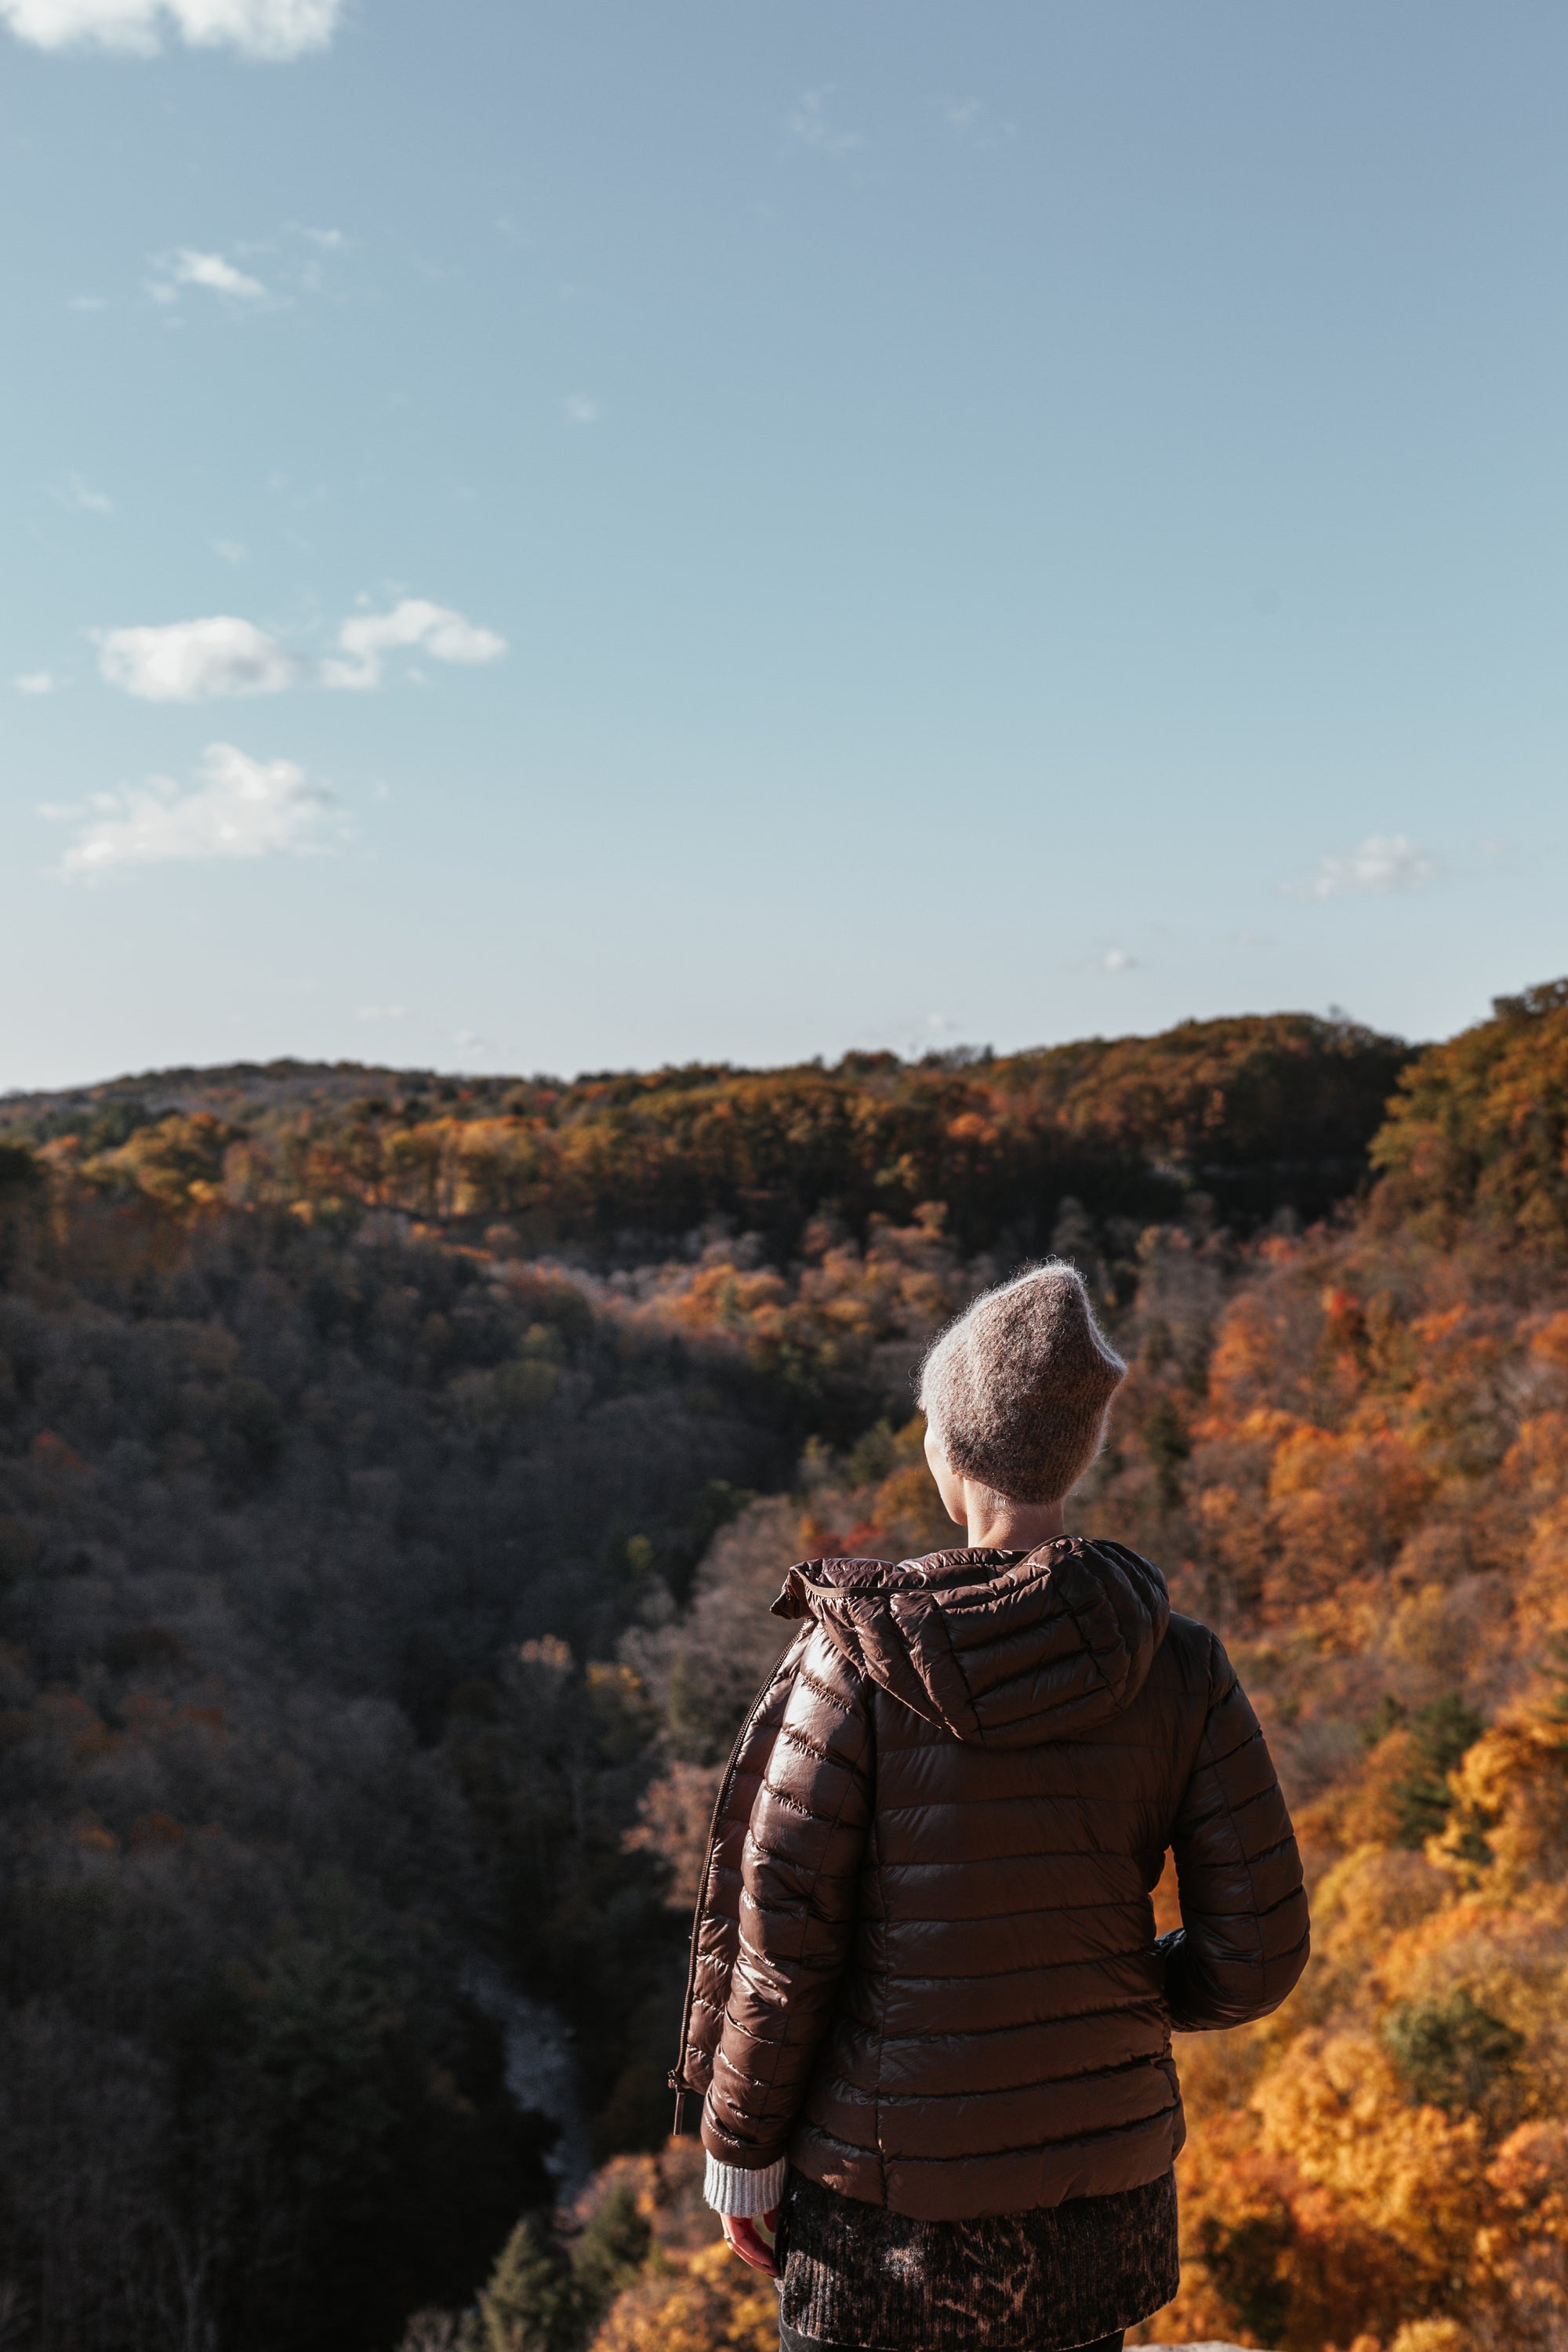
[568,2181,652,2337]
[474,2217,575,2352]
[1388,1693,1486,1847]
[1384,1988,1524,2123]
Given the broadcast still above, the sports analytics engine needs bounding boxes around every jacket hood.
[771,1537,1169,1747]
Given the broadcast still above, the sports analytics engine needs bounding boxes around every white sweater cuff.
[702,2152,788,2216]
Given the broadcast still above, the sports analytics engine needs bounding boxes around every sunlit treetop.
[1372,978,1568,1254]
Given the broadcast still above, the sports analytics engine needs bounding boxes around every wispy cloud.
[1063,946,1138,975]
[561,393,603,426]
[1283,833,1442,901]
[786,87,868,158]
[942,97,1016,149]
[212,539,248,565]
[44,742,339,877]
[148,248,270,307]
[94,599,507,702]
[14,670,61,695]
[67,293,108,312]
[320,599,506,691]
[145,226,349,310]
[51,471,114,516]
[1,0,343,58]
[356,1004,407,1022]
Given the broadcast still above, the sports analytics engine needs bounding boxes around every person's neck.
[964,1496,1067,1550]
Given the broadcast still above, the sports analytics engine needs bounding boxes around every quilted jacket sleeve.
[1158,1632,1310,2032]
[701,1626,874,2174]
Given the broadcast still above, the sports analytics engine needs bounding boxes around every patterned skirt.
[775,2167,1178,2352]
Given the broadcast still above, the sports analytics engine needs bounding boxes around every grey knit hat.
[917,1262,1127,1505]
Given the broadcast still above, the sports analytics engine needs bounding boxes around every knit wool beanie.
[918,1262,1127,1505]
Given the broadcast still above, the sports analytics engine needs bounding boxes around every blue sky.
[4,0,1565,1089]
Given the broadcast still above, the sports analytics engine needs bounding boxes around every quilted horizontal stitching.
[714,2049,797,2092]
[1183,1790,1287,1849]
[868,1852,1150,1883]
[743,1831,862,1874]
[1185,1842,1299,1889]
[875,2099,1181,2165]
[877,1944,1160,1986]
[772,1719,837,1766]
[793,1663,858,1717]
[879,1750,1194,1769]
[1178,1773,1276,1833]
[865,1900,1151,1929]
[1267,1924,1311,1963]
[757,1781,839,1823]
[874,2049,1172,2102]
[795,2096,1178,2167]
[1245,1833,1304,1869]
[844,2001,1167,2046]
[873,1850,1149,1868]
[1180,1896,1302,1928]
[1197,1714,1261,1770]
[875,1791,1179,1809]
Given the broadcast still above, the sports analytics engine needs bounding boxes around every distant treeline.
[4,1010,1414,1254]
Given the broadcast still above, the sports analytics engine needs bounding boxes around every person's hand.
[720,2208,780,2277]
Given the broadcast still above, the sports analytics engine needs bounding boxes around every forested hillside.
[2,1007,1407,1254]
[3,993,1566,2352]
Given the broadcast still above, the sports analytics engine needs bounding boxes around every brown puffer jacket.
[670,1539,1308,2221]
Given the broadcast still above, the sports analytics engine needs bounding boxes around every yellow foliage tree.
[1254,2033,1487,2290]
[588,2242,779,2352]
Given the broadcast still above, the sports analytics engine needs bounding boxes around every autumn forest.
[2,982,1568,2352]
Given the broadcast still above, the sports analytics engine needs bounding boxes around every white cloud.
[1069,946,1138,975]
[145,228,348,310]
[15,670,61,695]
[1,0,343,57]
[67,293,108,311]
[212,538,248,564]
[96,599,506,700]
[562,393,603,426]
[356,1004,406,1022]
[320,599,506,691]
[96,615,298,701]
[942,97,1015,150]
[1284,833,1442,901]
[787,87,868,157]
[52,471,114,515]
[47,742,335,877]
[148,248,269,306]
